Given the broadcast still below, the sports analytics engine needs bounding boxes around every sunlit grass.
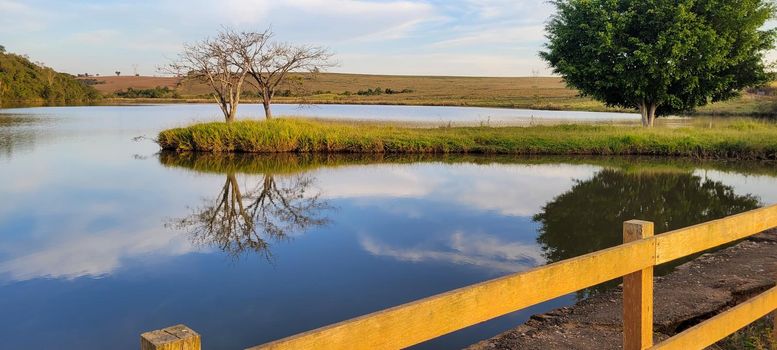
[158,118,777,159]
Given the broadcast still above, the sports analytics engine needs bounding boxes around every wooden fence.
[142,204,777,350]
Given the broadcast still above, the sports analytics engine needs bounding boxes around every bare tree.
[164,29,265,122]
[243,29,335,119]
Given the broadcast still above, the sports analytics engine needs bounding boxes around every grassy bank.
[158,118,777,159]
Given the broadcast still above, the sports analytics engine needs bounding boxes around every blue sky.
[0,0,555,77]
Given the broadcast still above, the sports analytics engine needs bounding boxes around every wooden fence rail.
[142,204,777,350]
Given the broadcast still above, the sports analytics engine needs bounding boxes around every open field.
[82,74,777,116]
[158,117,777,159]
[82,76,180,92]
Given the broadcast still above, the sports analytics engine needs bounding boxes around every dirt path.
[467,229,777,350]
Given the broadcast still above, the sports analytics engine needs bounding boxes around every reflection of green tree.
[170,170,329,258]
[535,169,761,264]
[0,116,40,158]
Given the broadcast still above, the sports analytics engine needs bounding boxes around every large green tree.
[541,0,776,126]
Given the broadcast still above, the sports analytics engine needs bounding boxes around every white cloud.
[361,231,545,273]
[1,0,557,76]
[314,162,599,216]
[694,170,777,205]
[0,228,194,281]
[431,25,546,48]
[70,29,120,45]
[167,0,438,42]
[0,0,50,32]
[316,165,439,198]
[0,198,198,281]
[457,0,554,22]
[338,52,551,77]
[447,164,599,216]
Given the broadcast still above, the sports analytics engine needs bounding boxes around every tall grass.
[158,118,777,160]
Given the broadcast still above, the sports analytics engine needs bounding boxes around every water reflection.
[6,105,777,350]
[0,115,43,158]
[535,168,761,264]
[2,145,776,350]
[162,153,330,258]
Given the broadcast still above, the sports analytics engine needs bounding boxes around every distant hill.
[0,50,100,106]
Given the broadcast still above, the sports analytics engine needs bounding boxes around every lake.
[1,104,775,349]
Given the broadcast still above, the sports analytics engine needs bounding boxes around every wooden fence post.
[623,220,655,350]
[141,324,201,350]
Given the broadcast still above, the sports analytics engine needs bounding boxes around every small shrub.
[115,86,178,99]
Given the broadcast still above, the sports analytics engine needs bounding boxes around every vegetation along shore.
[158,118,777,159]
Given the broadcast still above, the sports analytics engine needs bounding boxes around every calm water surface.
[0,103,641,127]
[1,105,776,349]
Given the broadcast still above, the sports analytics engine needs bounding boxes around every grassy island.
[158,118,777,160]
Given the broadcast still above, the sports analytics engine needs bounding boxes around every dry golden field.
[80,73,777,115]
[82,76,181,92]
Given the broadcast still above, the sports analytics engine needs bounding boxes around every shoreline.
[467,229,777,350]
[157,119,777,160]
[2,99,775,118]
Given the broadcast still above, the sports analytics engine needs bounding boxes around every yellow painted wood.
[141,324,201,350]
[651,286,777,350]
[247,239,656,350]
[655,204,777,264]
[623,220,655,350]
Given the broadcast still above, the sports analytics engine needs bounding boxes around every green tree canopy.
[541,0,776,126]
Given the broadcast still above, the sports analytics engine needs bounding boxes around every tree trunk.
[262,96,273,120]
[647,103,657,128]
[638,102,658,128]
[639,103,648,127]
[226,104,237,123]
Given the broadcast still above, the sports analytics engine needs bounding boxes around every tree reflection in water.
[533,168,760,295]
[165,153,330,258]
[0,116,42,158]
[535,169,760,264]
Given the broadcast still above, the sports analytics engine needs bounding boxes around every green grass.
[157,118,777,159]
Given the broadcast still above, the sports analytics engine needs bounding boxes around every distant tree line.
[0,49,100,105]
[266,87,415,97]
[354,87,414,96]
[114,86,179,99]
